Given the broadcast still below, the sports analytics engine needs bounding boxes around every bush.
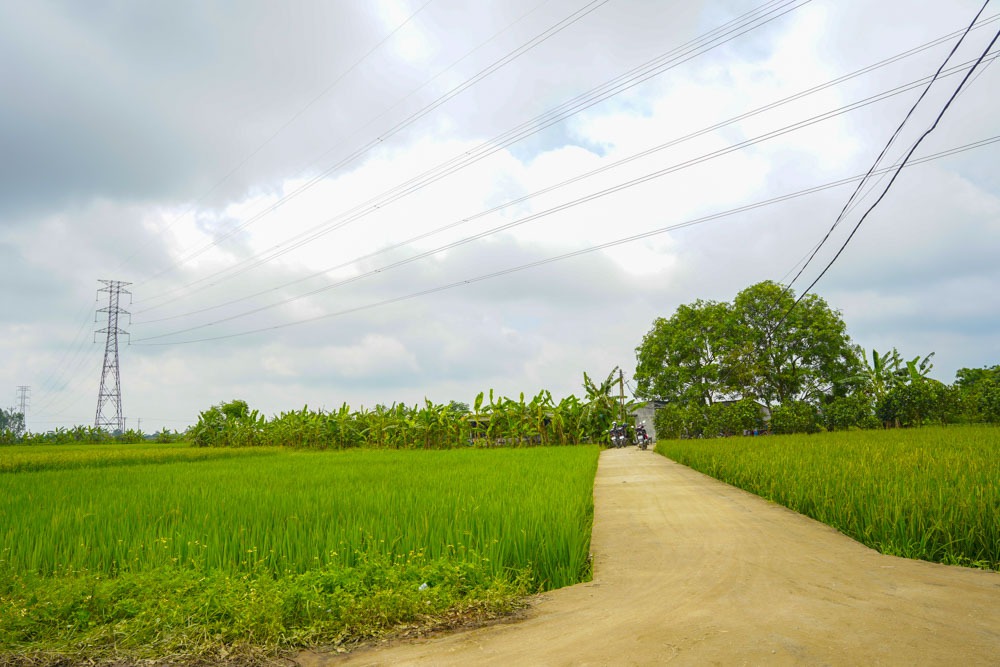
[979,384,1000,424]
[877,379,949,427]
[654,399,765,440]
[770,401,822,435]
[823,395,878,431]
[189,400,266,448]
[653,404,686,440]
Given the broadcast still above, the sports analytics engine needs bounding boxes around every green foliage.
[1,554,527,664]
[154,427,180,443]
[582,367,634,436]
[855,348,905,404]
[9,425,145,446]
[712,398,766,436]
[189,399,267,447]
[952,365,1000,424]
[634,300,733,405]
[189,375,623,451]
[634,281,860,438]
[653,403,686,440]
[652,399,763,439]
[0,409,25,443]
[769,400,822,435]
[657,426,1000,570]
[0,445,599,662]
[728,281,861,407]
[876,378,949,428]
[823,394,879,431]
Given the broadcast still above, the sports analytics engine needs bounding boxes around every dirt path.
[299,447,1000,665]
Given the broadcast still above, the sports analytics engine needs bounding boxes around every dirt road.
[300,447,1000,665]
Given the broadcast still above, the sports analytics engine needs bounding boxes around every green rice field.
[657,425,1000,570]
[0,441,281,473]
[0,444,600,663]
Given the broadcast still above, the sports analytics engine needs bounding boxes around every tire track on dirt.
[299,447,1000,665]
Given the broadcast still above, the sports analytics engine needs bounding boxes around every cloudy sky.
[2,0,998,433]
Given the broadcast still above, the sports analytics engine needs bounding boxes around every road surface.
[298,447,1000,665]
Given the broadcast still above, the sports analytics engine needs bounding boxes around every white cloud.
[4,0,998,432]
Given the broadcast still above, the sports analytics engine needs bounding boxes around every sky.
[2,0,999,433]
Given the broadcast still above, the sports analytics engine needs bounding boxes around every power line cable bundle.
[774,0,1000,328]
[130,134,999,346]
[130,45,999,343]
[131,0,811,311]
[134,20,1000,327]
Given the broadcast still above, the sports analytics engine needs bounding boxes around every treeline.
[190,372,626,449]
[639,281,1000,439]
[0,423,153,446]
[0,407,183,446]
[653,363,1000,439]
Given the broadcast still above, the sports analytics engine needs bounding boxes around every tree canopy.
[635,281,861,409]
[0,408,25,440]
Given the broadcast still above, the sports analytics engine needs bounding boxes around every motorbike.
[617,422,629,448]
[609,421,629,448]
[634,421,651,450]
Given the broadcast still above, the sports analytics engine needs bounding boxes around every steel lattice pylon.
[95,279,131,433]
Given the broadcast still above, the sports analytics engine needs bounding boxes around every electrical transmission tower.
[94,280,131,433]
[15,385,29,415]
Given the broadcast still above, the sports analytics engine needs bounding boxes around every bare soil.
[297,447,1000,666]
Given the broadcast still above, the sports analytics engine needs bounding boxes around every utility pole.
[619,368,626,424]
[94,279,131,433]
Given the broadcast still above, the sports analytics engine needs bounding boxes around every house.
[630,400,668,441]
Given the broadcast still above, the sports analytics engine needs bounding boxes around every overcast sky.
[2,0,998,433]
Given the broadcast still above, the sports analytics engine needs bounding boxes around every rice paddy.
[0,444,600,662]
[657,425,1000,569]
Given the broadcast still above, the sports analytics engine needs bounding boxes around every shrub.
[770,401,822,434]
[877,379,949,427]
[653,403,686,440]
[824,395,878,431]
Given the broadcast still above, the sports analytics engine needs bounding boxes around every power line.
[130,52,999,342]
[129,134,1000,346]
[134,30,1000,328]
[113,0,437,275]
[783,0,993,296]
[140,3,1000,318]
[132,0,809,310]
[777,7,1000,327]
[133,0,614,289]
[30,299,97,399]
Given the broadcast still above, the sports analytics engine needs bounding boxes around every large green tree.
[728,281,861,407]
[634,299,734,406]
[635,281,861,409]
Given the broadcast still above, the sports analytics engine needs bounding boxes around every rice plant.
[657,425,1000,569]
[0,444,599,661]
[0,441,279,473]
